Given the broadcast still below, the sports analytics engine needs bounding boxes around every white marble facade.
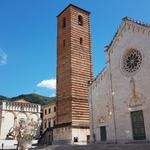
[0,99,41,139]
[89,17,150,143]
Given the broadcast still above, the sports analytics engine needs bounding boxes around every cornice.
[105,17,150,53]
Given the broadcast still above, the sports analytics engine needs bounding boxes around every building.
[89,17,150,143]
[0,99,41,148]
[38,98,56,145]
[42,99,56,132]
[53,4,93,144]
[0,99,41,139]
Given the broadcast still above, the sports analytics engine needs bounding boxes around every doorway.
[131,110,146,140]
[100,126,107,141]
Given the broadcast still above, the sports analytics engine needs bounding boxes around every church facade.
[89,17,150,143]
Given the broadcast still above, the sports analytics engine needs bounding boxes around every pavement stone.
[34,143,150,150]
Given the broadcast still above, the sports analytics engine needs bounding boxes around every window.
[40,112,43,119]
[49,108,51,114]
[45,109,47,115]
[54,106,56,112]
[80,37,83,45]
[48,120,51,128]
[121,49,142,76]
[44,122,47,128]
[53,120,56,126]
[63,17,66,28]
[63,39,65,48]
[78,15,83,26]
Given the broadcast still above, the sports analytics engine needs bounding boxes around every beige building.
[89,17,150,143]
[38,98,56,145]
[42,99,56,132]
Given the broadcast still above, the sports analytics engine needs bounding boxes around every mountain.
[0,95,10,100]
[0,93,56,105]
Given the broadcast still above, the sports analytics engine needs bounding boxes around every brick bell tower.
[54,4,93,144]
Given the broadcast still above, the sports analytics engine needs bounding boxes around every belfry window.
[63,17,66,28]
[78,15,83,26]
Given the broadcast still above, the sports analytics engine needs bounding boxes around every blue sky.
[0,0,150,97]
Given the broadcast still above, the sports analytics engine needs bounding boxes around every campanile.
[54,4,93,144]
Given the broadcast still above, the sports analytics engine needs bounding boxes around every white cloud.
[37,79,56,89]
[0,48,7,65]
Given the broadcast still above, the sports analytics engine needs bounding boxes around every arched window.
[63,17,66,28]
[78,15,83,26]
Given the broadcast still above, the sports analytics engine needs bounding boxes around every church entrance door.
[131,110,146,140]
[100,126,107,141]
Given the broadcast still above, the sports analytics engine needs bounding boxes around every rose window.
[122,49,142,75]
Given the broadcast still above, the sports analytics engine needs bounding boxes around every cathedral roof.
[105,17,150,52]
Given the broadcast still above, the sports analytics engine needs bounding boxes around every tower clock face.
[121,49,142,76]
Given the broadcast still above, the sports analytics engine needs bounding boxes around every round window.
[122,49,142,76]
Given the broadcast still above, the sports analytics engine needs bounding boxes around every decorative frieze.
[1,100,40,113]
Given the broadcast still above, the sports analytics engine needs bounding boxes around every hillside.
[0,93,56,105]
[0,95,10,100]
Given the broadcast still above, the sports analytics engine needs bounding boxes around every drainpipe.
[108,51,117,144]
